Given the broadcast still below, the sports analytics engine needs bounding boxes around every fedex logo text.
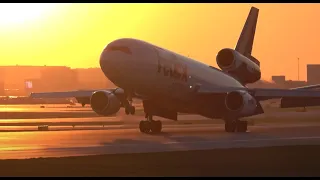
[157,60,188,82]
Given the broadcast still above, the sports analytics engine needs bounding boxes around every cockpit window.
[106,46,132,54]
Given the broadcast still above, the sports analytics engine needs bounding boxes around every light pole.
[298,57,300,81]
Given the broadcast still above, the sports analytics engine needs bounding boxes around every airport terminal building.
[0,65,115,96]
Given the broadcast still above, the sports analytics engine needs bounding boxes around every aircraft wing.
[29,88,148,100]
[249,88,320,98]
[30,84,320,100]
[198,84,320,100]
[289,84,320,90]
[29,89,115,99]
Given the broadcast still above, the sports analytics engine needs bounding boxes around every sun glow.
[0,3,56,26]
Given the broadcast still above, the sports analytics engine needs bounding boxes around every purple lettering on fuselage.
[158,60,188,82]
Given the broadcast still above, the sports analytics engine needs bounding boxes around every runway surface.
[1,103,320,122]
[0,103,320,120]
[1,104,320,160]
[2,122,320,160]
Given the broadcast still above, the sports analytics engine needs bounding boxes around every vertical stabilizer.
[235,7,259,58]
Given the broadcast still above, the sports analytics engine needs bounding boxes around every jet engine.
[90,90,121,116]
[224,90,257,116]
[216,48,261,84]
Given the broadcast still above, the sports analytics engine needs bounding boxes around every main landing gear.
[125,104,135,115]
[124,90,135,115]
[139,114,162,134]
[224,119,248,133]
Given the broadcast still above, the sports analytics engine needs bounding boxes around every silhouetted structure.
[40,66,78,92]
[272,75,286,84]
[307,64,320,85]
[24,78,42,95]
[284,80,307,89]
[0,65,116,96]
[74,68,116,89]
[0,66,43,96]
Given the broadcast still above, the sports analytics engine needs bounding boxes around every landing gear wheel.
[150,120,162,134]
[124,89,135,115]
[139,120,162,134]
[125,108,130,115]
[139,121,150,133]
[130,106,135,115]
[225,121,236,132]
[125,105,135,115]
[224,120,248,133]
[236,121,248,133]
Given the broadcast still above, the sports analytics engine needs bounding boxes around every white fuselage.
[99,38,245,98]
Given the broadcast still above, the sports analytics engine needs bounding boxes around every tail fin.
[235,6,259,65]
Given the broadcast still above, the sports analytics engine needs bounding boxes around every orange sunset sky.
[0,3,319,81]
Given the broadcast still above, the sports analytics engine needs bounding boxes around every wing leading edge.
[29,88,148,100]
[198,84,320,100]
[29,89,114,99]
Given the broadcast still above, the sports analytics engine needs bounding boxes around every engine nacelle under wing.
[224,90,258,117]
[216,48,261,84]
[90,90,121,116]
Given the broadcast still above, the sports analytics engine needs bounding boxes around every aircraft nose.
[99,44,133,80]
[99,47,115,70]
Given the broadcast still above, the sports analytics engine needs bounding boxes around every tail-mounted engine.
[216,48,261,84]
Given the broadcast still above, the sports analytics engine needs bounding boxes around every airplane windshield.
[106,46,132,54]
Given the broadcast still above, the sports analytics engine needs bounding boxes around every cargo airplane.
[30,7,320,134]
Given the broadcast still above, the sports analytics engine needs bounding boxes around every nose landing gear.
[125,104,135,115]
[122,90,162,134]
[124,90,135,115]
